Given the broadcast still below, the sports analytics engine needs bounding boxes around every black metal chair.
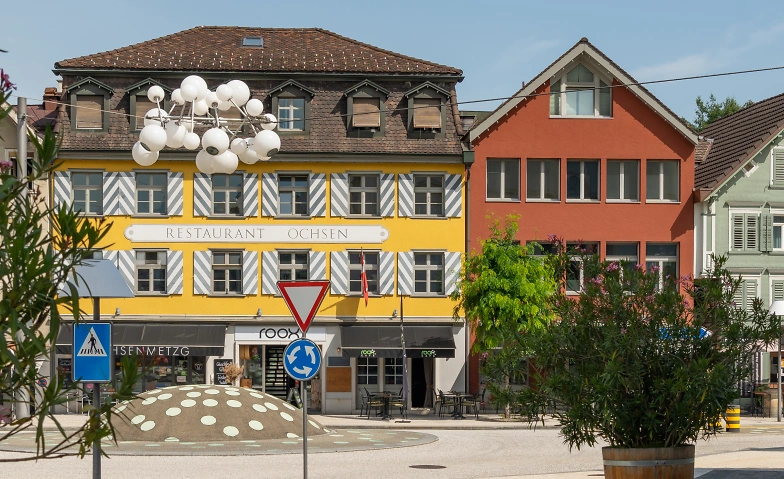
[437,389,456,418]
[363,388,383,419]
[462,389,484,419]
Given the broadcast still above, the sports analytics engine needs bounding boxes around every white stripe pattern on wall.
[397,174,414,217]
[243,173,259,217]
[379,251,394,295]
[380,174,395,217]
[309,251,327,280]
[103,250,118,266]
[261,173,278,216]
[117,250,136,291]
[193,173,212,217]
[103,172,135,216]
[242,250,259,295]
[445,252,462,295]
[330,251,348,294]
[167,250,183,295]
[193,251,212,295]
[397,252,413,295]
[330,173,348,217]
[167,172,184,216]
[53,171,71,209]
[261,251,278,295]
[444,174,463,218]
[309,173,327,217]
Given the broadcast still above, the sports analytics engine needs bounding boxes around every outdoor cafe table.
[372,392,396,420]
[447,392,474,419]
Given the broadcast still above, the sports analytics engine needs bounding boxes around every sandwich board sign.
[277,280,330,334]
[72,323,113,383]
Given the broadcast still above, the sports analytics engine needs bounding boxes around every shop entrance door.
[411,358,434,408]
[264,346,288,399]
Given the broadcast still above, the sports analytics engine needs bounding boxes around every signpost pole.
[92,297,101,479]
[302,377,308,479]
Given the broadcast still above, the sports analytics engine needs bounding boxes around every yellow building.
[52,27,468,414]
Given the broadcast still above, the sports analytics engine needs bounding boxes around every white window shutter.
[732,281,744,310]
[261,251,278,294]
[398,174,414,217]
[309,173,327,217]
[772,280,784,302]
[774,149,784,184]
[379,174,395,217]
[167,172,183,216]
[330,173,348,217]
[103,172,134,215]
[193,251,212,295]
[261,173,278,216]
[746,215,758,251]
[444,174,463,218]
[744,279,758,313]
[167,250,183,295]
[445,252,462,294]
[761,214,773,252]
[193,173,212,217]
[117,250,135,291]
[330,251,348,294]
[243,251,259,295]
[243,173,259,217]
[732,215,745,250]
[397,252,413,295]
[309,251,327,280]
[379,252,394,295]
[54,171,71,208]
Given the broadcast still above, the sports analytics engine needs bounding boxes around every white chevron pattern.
[167,172,184,216]
[444,174,463,218]
[193,173,212,217]
[261,173,278,216]
[103,172,134,216]
[380,174,395,217]
[397,252,413,295]
[103,250,118,266]
[117,250,136,291]
[54,171,71,209]
[243,173,259,217]
[243,250,259,295]
[445,251,462,294]
[309,173,327,217]
[330,173,348,217]
[330,251,348,294]
[167,250,183,295]
[309,251,327,280]
[398,174,414,217]
[261,251,278,294]
[193,251,212,294]
[379,251,394,295]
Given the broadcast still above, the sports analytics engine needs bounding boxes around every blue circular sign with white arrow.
[283,338,322,381]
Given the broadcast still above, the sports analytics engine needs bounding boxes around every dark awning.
[341,326,455,359]
[56,323,226,356]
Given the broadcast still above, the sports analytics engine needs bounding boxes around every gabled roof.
[695,92,784,192]
[344,80,390,96]
[403,81,449,97]
[268,79,316,97]
[468,38,697,144]
[126,78,172,93]
[54,26,463,76]
[64,76,114,94]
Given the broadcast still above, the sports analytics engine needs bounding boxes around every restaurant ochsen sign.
[125,224,389,243]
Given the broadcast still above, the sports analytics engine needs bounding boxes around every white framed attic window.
[550,63,612,118]
[742,160,759,177]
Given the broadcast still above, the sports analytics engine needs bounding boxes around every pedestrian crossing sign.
[73,322,113,383]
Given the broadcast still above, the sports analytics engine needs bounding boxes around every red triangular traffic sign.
[277,280,330,334]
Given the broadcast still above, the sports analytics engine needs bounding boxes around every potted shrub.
[518,241,781,479]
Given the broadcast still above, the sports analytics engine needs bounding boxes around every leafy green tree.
[692,94,754,132]
[451,216,556,418]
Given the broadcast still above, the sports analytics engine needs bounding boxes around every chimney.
[43,87,58,112]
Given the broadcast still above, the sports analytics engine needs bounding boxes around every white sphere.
[245,98,264,117]
[147,85,165,103]
[217,100,233,112]
[239,146,258,164]
[180,119,195,132]
[195,149,216,174]
[230,138,248,155]
[227,80,250,106]
[170,88,185,106]
[261,113,277,130]
[180,84,198,102]
[143,108,168,127]
[205,91,220,108]
[216,84,233,102]
[132,141,159,166]
[193,99,210,116]
[182,75,208,101]
[139,124,167,152]
[165,122,187,148]
[257,155,271,162]
[182,132,201,150]
[202,128,230,155]
[254,130,281,157]
[213,150,239,174]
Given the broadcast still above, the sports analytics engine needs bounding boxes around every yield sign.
[277,280,330,334]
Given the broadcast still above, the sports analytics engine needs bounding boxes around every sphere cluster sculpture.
[133,76,281,174]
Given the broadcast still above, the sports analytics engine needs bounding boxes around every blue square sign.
[73,323,113,383]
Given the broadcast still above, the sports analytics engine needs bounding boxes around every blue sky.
[4,0,784,122]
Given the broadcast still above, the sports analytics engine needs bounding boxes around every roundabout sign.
[283,338,322,381]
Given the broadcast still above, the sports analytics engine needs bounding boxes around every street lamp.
[132,76,281,174]
[768,300,784,422]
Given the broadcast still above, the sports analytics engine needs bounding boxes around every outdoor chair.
[437,389,456,418]
[430,387,441,415]
[389,395,407,419]
[462,390,484,419]
[358,390,370,417]
[363,388,383,419]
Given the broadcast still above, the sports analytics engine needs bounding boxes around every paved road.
[1,427,783,479]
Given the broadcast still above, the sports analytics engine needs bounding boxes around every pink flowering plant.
[518,240,781,450]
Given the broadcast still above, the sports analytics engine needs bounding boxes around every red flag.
[360,248,369,307]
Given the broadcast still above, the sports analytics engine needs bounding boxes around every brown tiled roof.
[55,27,462,76]
[695,93,784,190]
[694,138,712,165]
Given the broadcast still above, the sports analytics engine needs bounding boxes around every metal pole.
[778,323,782,422]
[301,378,307,479]
[93,297,101,479]
[13,97,30,421]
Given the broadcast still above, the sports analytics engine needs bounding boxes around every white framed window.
[526,159,559,201]
[566,242,599,294]
[549,63,612,118]
[773,215,784,250]
[135,250,167,294]
[356,357,378,385]
[278,251,309,281]
[414,252,444,295]
[414,174,444,216]
[278,98,305,131]
[731,212,759,251]
[646,160,679,202]
[605,243,638,263]
[72,172,103,215]
[349,251,379,294]
[566,160,599,201]
[384,358,404,385]
[607,160,639,202]
[278,174,309,216]
[212,251,242,294]
[212,174,242,216]
[645,243,678,290]
[349,174,379,216]
[486,159,520,201]
[136,172,167,215]
[742,160,759,177]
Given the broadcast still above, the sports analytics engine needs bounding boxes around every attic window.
[242,37,263,47]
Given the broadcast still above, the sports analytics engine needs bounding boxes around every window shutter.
[261,173,278,217]
[76,95,103,129]
[167,250,183,295]
[134,97,157,127]
[444,174,463,218]
[774,149,784,184]
[744,279,758,313]
[761,213,773,252]
[330,251,348,295]
[773,280,784,302]
[746,215,758,251]
[309,173,327,217]
[330,173,348,217]
[242,251,259,295]
[117,250,135,291]
[103,171,134,216]
[243,173,259,217]
[379,252,394,295]
[193,251,212,295]
[167,172,183,216]
[398,174,414,217]
[193,173,212,217]
[379,174,395,217]
[732,214,745,250]
[413,99,441,129]
[54,171,71,208]
[261,251,278,295]
[397,252,413,295]
[309,251,327,280]
[352,98,381,128]
[732,281,744,310]
[445,252,462,295]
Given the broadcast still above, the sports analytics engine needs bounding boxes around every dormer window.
[344,80,389,138]
[352,98,380,128]
[550,63,612,117]
[404,82,449,139]
[242,36,263,47]
[278,98,305,131]
[66,77,114,132]
[413,99,442,129]
[127,79,171,131]
[269,80,315,136]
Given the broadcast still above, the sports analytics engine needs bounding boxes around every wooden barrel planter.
[602,445,695,479]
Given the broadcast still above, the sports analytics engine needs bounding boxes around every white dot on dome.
[252,404,267,413]
[248,420,263,430]
[203,399,218,407]
[227,400,242,408]
[308,420,321,429]
[179,386,194,391]
[186,392,202,398]
[205,389,219,395]
[131,415,146,425]
[201,415,216,426]
[287,433,299,438]
[250,393,264,399]
[197,385,211,389]
[280,412,294,422]
[142,397,157,405]
[166,407,182,417]
[164,437,179,442]
[265,402,278,411]
[158,393,173,400]
[226,387,239,391]
[283,402,296,410]
[226,391,240,396]
[181,399,196,408]
[223,426,239,437]
[114,405,127,413]
[147,390,162,395]
[140,421,156,431]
